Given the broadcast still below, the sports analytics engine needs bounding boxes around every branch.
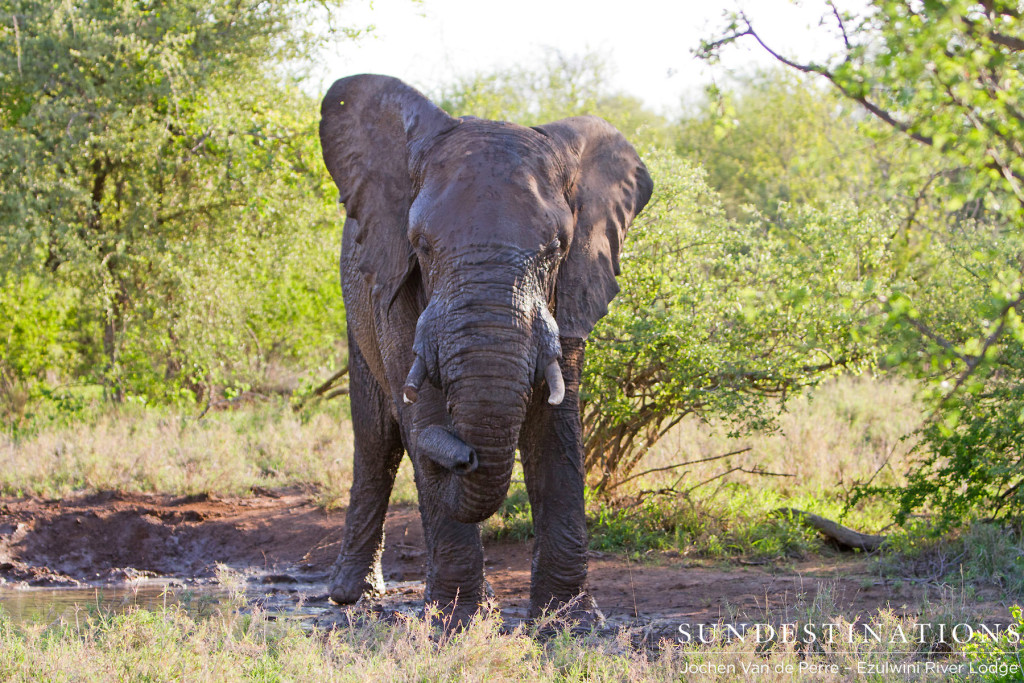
[828,0,852,52]
[606,447,752,492]
[714,13,935,148]
[739,467,795,478]
[942,289,1024,403]
[988,31,1024,52]
[906,317,969,364]
[292,365,349,412]
[684,464,793,494]
[963,16,1024,52]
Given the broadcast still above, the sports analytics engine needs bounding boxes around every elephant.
[319,74,653,626]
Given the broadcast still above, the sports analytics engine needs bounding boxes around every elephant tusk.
[545,358,565,405]
[403,355,428,404]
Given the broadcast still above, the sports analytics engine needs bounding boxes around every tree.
[583,151,892,493]
[434,51,673,149]
[701,0,1024,522]
[675,69,923,220]
[0,0,350,414]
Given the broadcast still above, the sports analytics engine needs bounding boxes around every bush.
[582,151,895,491]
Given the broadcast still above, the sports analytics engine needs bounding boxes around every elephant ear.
[320,74,458,311]
[534,116,654,339]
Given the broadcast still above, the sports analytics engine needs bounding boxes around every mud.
[0,491,1011,634]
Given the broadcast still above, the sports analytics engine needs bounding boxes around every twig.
[827,0,851,52]
[607,447,752,492]
[12,14,22,76]
[292,365,349,412]
[322,387,349,401]
[685,466,742,494]
[194,376,215,421]
[709,13,934,147]
[738,467,794,478]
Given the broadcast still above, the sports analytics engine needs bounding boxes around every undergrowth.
[879,521,1024,600]
[0,576,1014,682]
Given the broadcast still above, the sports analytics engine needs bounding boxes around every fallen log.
[773,508,886,552]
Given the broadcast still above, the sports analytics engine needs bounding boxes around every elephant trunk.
[416,287,535,523]
[405,267,566,523]
[437,345,530,523]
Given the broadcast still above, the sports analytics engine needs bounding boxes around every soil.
[0,491,1011,635]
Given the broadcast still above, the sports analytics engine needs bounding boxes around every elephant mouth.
[418,425,479,476]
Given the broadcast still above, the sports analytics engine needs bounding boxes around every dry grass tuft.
[0,400,415,505]
[641,374,921,496]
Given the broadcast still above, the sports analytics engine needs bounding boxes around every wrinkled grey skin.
[319,74,652,626]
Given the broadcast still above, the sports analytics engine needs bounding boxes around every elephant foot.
[531,593,605,634]
[426,596,500,632]
[425,583,494,631]
[328,562,385,605]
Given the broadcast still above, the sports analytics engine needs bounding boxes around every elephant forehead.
[410,124,572,247]
[419,121,567,194]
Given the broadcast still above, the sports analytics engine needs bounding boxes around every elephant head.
[320,75,652,524]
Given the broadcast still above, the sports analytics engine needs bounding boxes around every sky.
[319,0,858,113]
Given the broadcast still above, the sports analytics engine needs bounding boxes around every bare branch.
[606,447,752,492]
[732,14,935,148]
[828,0,852,52]
[292,365,349,412]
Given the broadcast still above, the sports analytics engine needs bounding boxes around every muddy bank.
[0,491,1010,630]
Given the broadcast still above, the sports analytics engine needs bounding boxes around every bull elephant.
[319,74,652,625]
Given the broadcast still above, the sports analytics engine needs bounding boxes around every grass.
[0,398,418,509]
[2,374,1022,681]
[5,373,1004,571]
[880,521,1024,598]
[0,573,1014,682]
[6,374,1020,597]
[634,373,921,504]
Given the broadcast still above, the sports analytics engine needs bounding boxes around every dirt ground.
[0,491,1011,633]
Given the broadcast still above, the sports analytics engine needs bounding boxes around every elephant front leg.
[329,342,404,605]
[415,475,487,628]
[519,337,601,623]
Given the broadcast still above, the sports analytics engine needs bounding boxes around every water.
[0,581,229,625]
[0,577,427,628]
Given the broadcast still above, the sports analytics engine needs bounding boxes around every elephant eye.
[537,239,561,272]
[412,233,432,257]
[542,238,562,260]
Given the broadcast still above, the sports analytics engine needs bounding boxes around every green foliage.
[584,490,823,559]
[582,151,893,490]
[481,484,534,542]
[961,605,1024,682]
[884,385,1024,525]
[434,50,673,148]
[879,520,1024,599]
[703,1,1024,524]
[586,496,687,555]
[676,70,898,219]
[0,0,348,420]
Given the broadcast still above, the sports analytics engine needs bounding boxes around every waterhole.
[0,577,428,628]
